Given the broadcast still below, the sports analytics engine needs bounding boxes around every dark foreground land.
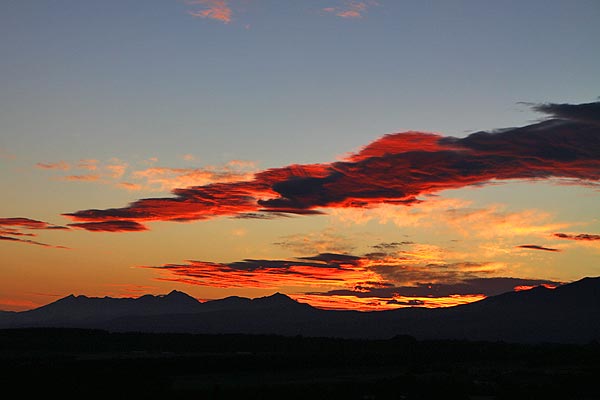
[1,328,599,399]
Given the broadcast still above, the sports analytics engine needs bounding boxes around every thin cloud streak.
[0,217,69,248]
[516,244,561,252]
[35,161,70,170]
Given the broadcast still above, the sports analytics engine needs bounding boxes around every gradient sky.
[1,0,599,311]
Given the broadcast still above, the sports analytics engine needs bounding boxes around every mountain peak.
[162,290,200,304]
[254,292,299,306]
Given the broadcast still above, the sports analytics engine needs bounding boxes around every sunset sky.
[1,0,599,311]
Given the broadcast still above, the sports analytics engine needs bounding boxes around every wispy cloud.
[36,161,70,170]
[62,174,101,182]
[322,1,378,19]
[63,100,600,232]
[0,219,68,248]
[0,217,69,248]
[186,0,232,23]
[131,160,256,191]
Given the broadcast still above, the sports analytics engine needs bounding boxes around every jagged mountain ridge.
[1,277,599,343]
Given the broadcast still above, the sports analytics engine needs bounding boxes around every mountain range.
[2,277,599,344]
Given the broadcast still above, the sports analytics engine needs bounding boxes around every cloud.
[131,160,256,191]
[532,101,600,126]
[141,244,558,310]
[516,244,561,252]
[36,161,70,170]
[0,217,69,248]
[372,242,415,250]
[274,229,356,255]
[322,1,377,19]
[64,100,600,231]
[77,159,99,171]
[0,235,68,249]
[0,217,67,230]
[187,0,232,23]
[117,182,144,191]
[553,232,600,241]
[311,277,563,299]
[68,221,148,232]
[63,174,101,182]
[141,252,381,290]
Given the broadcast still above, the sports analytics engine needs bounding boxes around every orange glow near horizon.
[291,293,486,311]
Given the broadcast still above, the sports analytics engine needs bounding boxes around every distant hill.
[1,277,599,343]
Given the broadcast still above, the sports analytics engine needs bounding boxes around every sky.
[1,0,599,311]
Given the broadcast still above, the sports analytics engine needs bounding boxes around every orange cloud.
[131,160,256,191]
[36,161,70,170]
[187,0,232,23]
[62,174,101,182]
[292,293,486,311]
[77,159,99,171]
[322,1,377,19]
[143,253,381,290]
[141,247,560,310]
[116,182,144,191]
[274,229,355,255]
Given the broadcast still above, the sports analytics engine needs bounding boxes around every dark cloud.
[553,232,600,241]
[68,220,148,232]
[0,217,69,248]
[311,277,563,299]
[0,235,68,249]
[387,299,425,306]
[64,100,600,231]
[141,252,374,289]
[371,241,414,250]
[0,217,67,230]
[532,101,600,125]
[516,244,561,252]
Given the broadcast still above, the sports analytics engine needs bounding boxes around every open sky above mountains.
[1,1,599,311]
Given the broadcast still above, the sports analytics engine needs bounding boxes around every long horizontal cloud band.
[64,101,600,231]
[141,252,563,309]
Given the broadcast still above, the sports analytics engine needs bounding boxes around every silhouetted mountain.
[2,277,599,343]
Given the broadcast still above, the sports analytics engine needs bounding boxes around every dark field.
[1,328,599,399]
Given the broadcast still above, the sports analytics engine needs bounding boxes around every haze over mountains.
[2,277,599,344]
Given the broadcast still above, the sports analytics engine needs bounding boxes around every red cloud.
[63,101,600,231]
[68,221,148,232]
[0,217,67,230]
[142,253,380,289]
[0,217,69,248]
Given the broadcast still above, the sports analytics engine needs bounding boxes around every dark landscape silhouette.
[2,276,599,343]
[3,277,599,398]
